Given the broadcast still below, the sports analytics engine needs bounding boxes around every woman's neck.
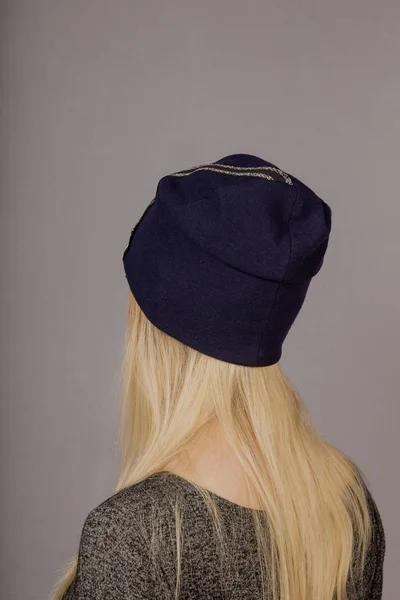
[163,421,262,510]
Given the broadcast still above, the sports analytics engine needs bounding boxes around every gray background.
[1,2,399,599]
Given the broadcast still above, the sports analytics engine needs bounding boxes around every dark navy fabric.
[122,154,332,366]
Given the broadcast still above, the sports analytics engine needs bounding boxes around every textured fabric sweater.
[62,471,386,599]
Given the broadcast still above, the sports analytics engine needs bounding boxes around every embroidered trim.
[170,163,293,185]
[126,163,293,245]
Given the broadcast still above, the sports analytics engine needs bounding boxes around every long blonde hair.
[50,290,372,600]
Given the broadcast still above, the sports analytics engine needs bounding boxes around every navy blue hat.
[122,154,332,367]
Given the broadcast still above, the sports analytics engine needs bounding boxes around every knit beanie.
[123,153,332,367]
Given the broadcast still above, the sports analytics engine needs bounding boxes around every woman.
[50,154,385,600]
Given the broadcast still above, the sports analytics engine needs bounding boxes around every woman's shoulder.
[82,475,166,535]
[363,482,386,551]
[81,472,185,540]
[63,478,163,600]
[353,481,386,598]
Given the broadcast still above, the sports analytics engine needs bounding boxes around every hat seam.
[256,187,300,366]
[122,195,157,261]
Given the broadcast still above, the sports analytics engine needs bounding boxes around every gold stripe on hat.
[170,163,293,185]
[127,163,293,242]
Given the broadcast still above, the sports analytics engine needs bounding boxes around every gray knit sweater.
[62,471,385,599]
